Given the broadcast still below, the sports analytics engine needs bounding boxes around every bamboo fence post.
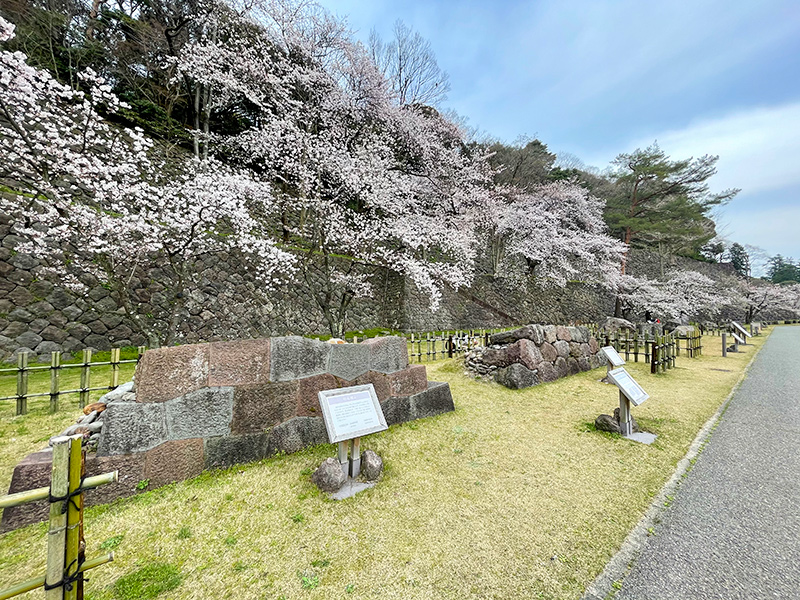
[651,339,658,374]
[50,352,61,414]
[64,436,82,600]
[79,349,92,408]
[45,437,70,600]
[448,335,454,358]
[16,352,28,416]
[110,347,120,390]
[634,333,640,362]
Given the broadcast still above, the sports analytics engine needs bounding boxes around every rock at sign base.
[312,457,346,493]
[361,450,383,481]
[495,363,539,389]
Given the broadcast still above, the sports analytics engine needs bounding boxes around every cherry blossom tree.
[737,281,800,323]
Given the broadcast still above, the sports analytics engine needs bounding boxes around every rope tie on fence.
[49,475,85,514]
[43,557,85,592]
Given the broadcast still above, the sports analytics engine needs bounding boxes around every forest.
[1,0,798,342]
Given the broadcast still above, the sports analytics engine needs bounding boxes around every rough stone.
[204,433,270,469]
[362,336,408,373]
[295,373,337,417]
[100,314,124,329]
[578,357,591,371]
[495,363,539,389]
[515,339,543,370]
[361,450,383,481]
[3,321,28,338]
[15,331,42,349]
[165,387,233,440]
[589,337,600,354]
[34,341,61,358]
[540,342,558,363]
[7,286,34,306]
[0,450,54,531]
[569,326,589,343]
[136,343,210,403]
[408,381,454,420]
[88,319,108,334]
[83,453,147,506]
[312,457,347,493]
[481,346,513,367]
[266,416,328,453]
[101,381,135,402]
[28,318,50,333]
[554,340,570,358]
[47,289,74,310]
[567,357,581,375]
[208,338,271,386]
[66,322,91,340]
[97,402,167,455]
[232,381,298,434]
[569,342,583,358]
[601,317,636,334]
[269,336,331,381]
[327,342,370,381]
[40,325,69,343]
[595,413,621,434]
[84,334,112,351]
[537,361,558,382]
[613,407,640,433]
[554,356,568,378]
[386,364,428,397]
[556,326,572,341]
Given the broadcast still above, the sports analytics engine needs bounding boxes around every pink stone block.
[135,343,210,403]
[144,439,204,488]
[208,338,271,386]
[296,373,338,417]
[387,364,428,397]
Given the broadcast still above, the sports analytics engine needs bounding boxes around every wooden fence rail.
[405,329,503,363]
[0,436,117,600]
[0,347,146,416]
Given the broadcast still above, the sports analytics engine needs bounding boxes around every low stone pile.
[49,381,135,452]
[311,450,383,494]
[465,324,603,389]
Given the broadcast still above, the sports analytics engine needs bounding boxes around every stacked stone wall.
[1,336,454,530]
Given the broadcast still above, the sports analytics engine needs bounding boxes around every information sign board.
[731,332,745,345]
[601,346,626,367]
[607,367,649,406]
[318,384,387,443]
[731,321,752,338]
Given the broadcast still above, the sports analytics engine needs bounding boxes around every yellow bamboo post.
[16,352,28,416]
[50,352,61,414]
[79,349,92,408]
[46,437,70,599]
[1,554,113,600]
[64,436,82,600]
[110,348,120,389]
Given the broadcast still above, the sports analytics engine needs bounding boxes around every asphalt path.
[615,326,800,600]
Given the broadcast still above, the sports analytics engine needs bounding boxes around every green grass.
[0,329,772,599]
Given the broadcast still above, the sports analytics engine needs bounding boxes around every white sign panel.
[731,321,752,338]
[318,384,387,443]
[607,367,650,406]
[731,332,745,345]
[601,346,626,367]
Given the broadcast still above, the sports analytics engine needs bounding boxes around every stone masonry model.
[465,324,603,389]
[1,336,455,531]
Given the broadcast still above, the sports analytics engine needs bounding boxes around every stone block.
[387,364,428,396]
[66,322,91,340]
[204,433,270,469]
[580,343,591,357]
[567,326,586,343]
[266,417,328,453]
[144,439,205,488]
[540,342,557,363]
[381,394,412,426]
[136,343,210,403]
[208,338,271,386]
[569,342,583,358]
[232,381,298,434]
[165,387,233,440]
[528,325,545,345]
[40,325,69,343]
[84,333,112,351]
[578,357,591,371]
[537,361,558,382]
[29,318,50,333]
[515,339,543,370]
[1,450,53,532]
[15,331,42,349]
[326,343,370,381]
[481,346,513,367]
[495,363,539,389]
[589,337,599,354]
[3,321,27,338]
[554,356,568,378]
[353,371,392,402]
[361,450,383,481]
[84,453,147,505]
[554,340,570,358]
[362,336,409,373]
[97,401,167,455]
[567,357,580,375]
[312,457,346,493]
[296,373,337,417]
[269,336,331,381]
[556,326,572,342]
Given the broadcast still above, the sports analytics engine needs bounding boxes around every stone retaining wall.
[465,324,603,388]
[1,336,454,531]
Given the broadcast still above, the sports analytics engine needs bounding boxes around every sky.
[317,0,800,270]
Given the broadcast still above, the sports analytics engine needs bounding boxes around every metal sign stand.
[618,390,632,436]
[606,367,657,445]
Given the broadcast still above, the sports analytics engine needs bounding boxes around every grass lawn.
[0,328,770,600]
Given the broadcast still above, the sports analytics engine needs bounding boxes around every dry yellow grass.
[0,329,769,600]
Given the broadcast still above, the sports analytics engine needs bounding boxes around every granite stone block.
[362,336,409,373]
[232,380,298,434]
[540,342,558,363]
[136,344,210,403]
[516,339,543,370]
[97,401,167,455]
[0,451,53,532]
[266,417,328,453]
[296,373,338,417]
[165,387,233,440]
[554,340,570,358]
[326,343,370,381]
[537,361,558,382]
[209,338,271,386]
[409,381,454,419]
[556,326,572,342]
[204,433,270,469]
[543,325,558,344]
[270,336,331,381]
[144,439,204,488]
[387,364,428,396]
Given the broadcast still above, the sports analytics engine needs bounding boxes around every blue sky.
[318,0,800,270]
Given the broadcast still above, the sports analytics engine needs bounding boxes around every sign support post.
[349,437,361,478]
[722,333,727,357]
[618,390,632,436]
[338,442,349,477]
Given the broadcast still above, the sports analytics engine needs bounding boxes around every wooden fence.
[0,347,145,417]
[405,329,504,362]
[589,327,703,374]
[0,435,117,599]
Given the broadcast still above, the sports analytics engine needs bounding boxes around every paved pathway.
[615,326,800,600]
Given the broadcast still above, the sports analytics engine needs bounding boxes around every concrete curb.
[580,330,771,600]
